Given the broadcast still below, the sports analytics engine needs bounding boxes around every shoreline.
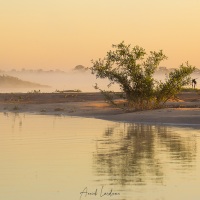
[1,106,200,128]
[0,92,200,127]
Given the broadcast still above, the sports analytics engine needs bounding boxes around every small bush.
[13,106,19,111]
[54,108,64,111]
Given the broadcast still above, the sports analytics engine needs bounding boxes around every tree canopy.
[91,42,195,110]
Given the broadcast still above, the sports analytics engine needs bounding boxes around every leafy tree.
[90,42,195,110]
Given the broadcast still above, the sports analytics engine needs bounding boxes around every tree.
[74,65,87,71]
[90,42,195,111]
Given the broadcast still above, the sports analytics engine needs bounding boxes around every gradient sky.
[0,0,200,70]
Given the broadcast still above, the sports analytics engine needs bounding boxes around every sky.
[0,0,200,70]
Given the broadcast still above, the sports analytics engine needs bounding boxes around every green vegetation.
[54,108,64,111]
[55,89,81,93]
[91,42,195,111]
[181,88,200,92]
[13,105,19,111]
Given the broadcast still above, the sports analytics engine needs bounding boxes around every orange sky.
[0,0,200,70]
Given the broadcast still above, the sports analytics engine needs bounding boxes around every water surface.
[0,113,200,200]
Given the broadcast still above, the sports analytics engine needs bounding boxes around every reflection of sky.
[0,113,112,200]
[0,113,200,200]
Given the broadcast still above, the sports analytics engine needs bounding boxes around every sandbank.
[0,92,200,127]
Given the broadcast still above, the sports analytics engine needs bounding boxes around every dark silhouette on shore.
[192,79,197,89]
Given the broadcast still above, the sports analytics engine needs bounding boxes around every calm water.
[0,113,200,200]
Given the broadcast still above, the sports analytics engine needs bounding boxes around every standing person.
[192,79,197,89]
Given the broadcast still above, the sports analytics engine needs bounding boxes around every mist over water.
[0,70,118,93]
[0,70,199,93]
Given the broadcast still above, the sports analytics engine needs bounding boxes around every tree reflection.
[93,124,196,185]
[157,127,196,165]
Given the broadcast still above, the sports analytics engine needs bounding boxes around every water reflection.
[158,127,196,166]
[2,112,23,132]
[93,124,197,186]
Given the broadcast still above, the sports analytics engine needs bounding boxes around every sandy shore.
[0,92,200,127]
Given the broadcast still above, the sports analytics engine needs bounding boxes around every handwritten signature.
[80,186,120,199]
